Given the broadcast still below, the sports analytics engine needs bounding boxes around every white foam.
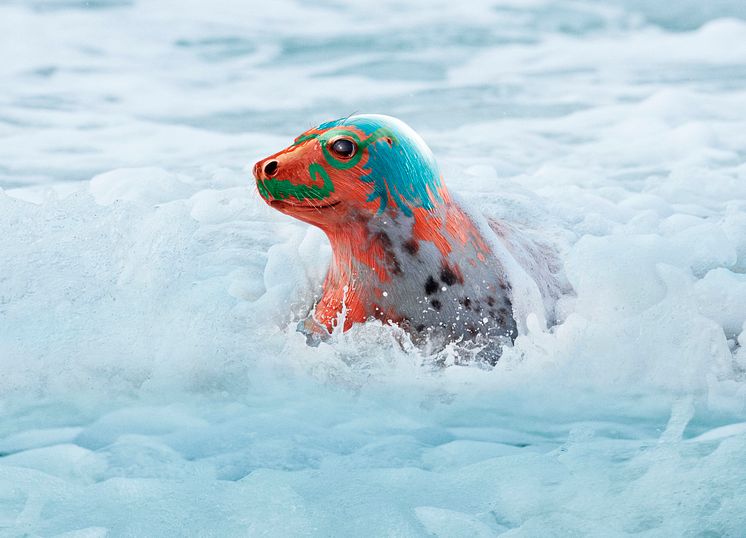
[1,0,746,535]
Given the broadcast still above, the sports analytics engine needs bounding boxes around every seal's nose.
[253,158,279,180]
[263,160,278,177]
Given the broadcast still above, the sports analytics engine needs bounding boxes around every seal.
[253,114,564,362]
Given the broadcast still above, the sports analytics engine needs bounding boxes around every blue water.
[1,0,746,535]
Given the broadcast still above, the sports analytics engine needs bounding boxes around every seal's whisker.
[309,198,326,216]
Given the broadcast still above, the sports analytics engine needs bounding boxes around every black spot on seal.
[374,231,402,275]
[440,266,459,286]
[402,239,419,256]
[424,276,439,295]
[430,299,442,311]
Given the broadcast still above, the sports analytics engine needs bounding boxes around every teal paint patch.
[341,115,442,217]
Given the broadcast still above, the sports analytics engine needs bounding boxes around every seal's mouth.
[269,200,341,211]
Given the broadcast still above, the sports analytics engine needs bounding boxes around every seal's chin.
[268,199,341,211]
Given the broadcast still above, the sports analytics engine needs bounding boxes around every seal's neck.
[314,214,396,331]
[313,199,458,332]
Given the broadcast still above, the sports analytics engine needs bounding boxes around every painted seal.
[253,114,564,362]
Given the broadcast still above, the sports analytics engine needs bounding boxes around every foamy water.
[2,1,746,536]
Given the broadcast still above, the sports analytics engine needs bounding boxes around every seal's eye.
[330,138,357,159]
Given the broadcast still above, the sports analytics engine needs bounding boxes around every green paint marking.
[258,162,333,201]
[320,129,364,170]
[257,177,269,198]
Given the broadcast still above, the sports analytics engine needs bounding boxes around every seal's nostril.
[264,160,279,177]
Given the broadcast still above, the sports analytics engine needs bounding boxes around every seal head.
[254,114,518,361]
[254,115,442,225]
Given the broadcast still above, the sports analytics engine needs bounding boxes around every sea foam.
[1,0,746,535]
